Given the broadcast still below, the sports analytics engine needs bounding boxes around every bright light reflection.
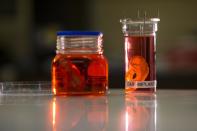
[53,88,56,95]
[52,99,56,127]
[155,98,157,130]
[125,110,129,131]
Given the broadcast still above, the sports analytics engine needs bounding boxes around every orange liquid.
[52,54,108,95]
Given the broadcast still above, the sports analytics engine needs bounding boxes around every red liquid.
[125,35,156,93]
[52,54,108,95]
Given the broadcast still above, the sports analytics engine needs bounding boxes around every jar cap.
[120,18,160,25]
[57,31,102,36]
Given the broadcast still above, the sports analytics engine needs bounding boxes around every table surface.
[0,89,197,131]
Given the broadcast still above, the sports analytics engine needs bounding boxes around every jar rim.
[57,31,103,36]
[120,18,160,24]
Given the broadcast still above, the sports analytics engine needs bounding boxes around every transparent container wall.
[120,18,160,93]
[0,81,52,95]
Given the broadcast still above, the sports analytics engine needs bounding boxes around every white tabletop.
[0,89,197,131]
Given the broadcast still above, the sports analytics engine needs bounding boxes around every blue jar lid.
[57,31,102,36]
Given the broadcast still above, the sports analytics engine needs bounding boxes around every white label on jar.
[126,80,157,88]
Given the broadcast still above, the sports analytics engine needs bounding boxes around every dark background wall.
[0,0,197,89]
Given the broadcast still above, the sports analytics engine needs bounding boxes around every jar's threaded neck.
[56,35,103,54]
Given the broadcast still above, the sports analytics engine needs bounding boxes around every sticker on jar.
[126,80,157,89]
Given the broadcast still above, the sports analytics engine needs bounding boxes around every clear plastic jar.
[52,31,108,95]
[120,18,160,93]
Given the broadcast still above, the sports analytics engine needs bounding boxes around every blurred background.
[0,0,197,89]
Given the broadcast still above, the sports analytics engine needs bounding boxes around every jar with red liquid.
[120,17,160,93]
[52,31,108,95]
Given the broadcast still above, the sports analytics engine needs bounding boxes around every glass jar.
[52,31,108,95]
[120,18,160,93]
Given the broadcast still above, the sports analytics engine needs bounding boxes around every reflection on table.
[0,92,157,131]
[51,96,108,131]
[124,94,156,131]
